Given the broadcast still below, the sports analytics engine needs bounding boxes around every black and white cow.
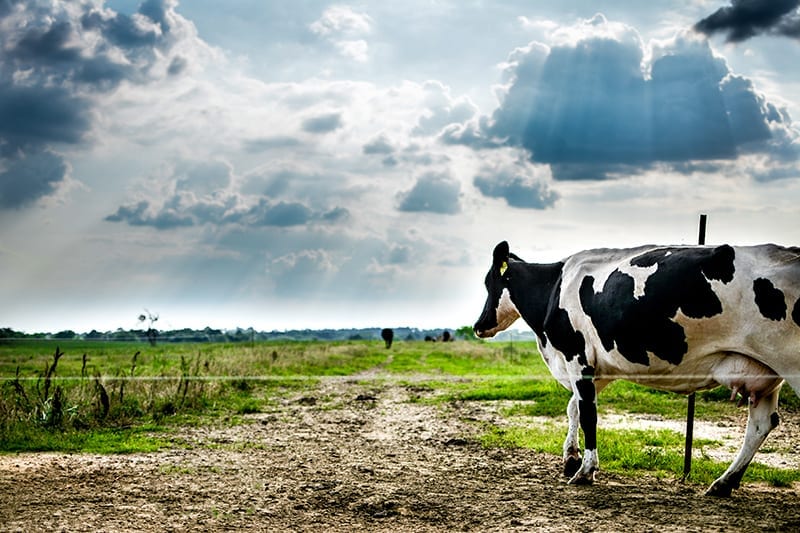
[474,241,800,496]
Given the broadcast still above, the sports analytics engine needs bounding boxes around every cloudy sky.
[1,0,799,334]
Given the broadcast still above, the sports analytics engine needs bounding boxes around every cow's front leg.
[568,366,598,485]
[706,384,782,497]
[563,393,582,477]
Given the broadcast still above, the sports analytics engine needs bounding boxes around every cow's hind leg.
[563,393,581,477]
[705,384,782,497]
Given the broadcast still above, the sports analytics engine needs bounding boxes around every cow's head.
[474,241,521,338]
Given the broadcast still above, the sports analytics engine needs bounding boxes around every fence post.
[683,214,707,481]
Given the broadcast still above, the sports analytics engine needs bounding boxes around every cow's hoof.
[564,456,582,477]
[705,481,732,498]
[567,471,595,486]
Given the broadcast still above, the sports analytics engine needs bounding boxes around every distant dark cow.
[474,241,800,496]
[381,328,394,349]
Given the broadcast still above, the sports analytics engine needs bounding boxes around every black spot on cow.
[580,245,736,366]
[792,297,800,328]
[771,412,780,430]
[543,277,586,363]
[753,278,786,321]
[575,366,597,450]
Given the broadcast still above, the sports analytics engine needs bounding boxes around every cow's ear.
[493,241,509,275]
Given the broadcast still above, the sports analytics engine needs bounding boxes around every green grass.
[0,339,390,379]
[2,338,536,453]
[479,422,800,487]
[2,336,800,490]
[451,378,570,417]
[0,423,171,453]
[481,380,753,420]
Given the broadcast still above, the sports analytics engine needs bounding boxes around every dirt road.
[2,379,800,532]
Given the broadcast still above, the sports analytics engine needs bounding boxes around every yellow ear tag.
[499,261,508,276]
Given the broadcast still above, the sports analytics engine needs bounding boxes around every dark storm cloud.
[449,29,797,180]
[5,0,182,90]
[243,136,302,153]
[321,206,350,223]
[473,168,558,209]
[0,84,92,153]
[106,160,351,230]
[139,0,173,32]
[105,200,194,230]
[251,200,314,227]
[695,0,800,42]
[243,199,350,228]
[106,196,350,229]
[0,0,19,18]
[0,81,90,207]
[0,0,190,209]
[10,20,81,63]
[387,245,412,265]
[301,113,343,134]
[167,56,189,76]
[0,150,69,209]
[363,135,394,155]
[80,9,158,49]
[397,172,461,214]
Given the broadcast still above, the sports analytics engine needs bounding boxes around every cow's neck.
[507,260,564,342]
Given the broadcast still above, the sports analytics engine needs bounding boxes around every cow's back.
[557,243,800,393]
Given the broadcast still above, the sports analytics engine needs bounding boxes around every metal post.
[683,214,707,481]
[697,214,707,247]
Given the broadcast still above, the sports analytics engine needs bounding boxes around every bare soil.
[2,378,800,532]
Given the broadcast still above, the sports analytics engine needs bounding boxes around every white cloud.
[310,5,373,62]
[548,13,644,49]
[310,5,373,37]
[335,39,369,62]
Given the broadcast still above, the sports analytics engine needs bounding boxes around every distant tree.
[381,328,394,349]
[110,328,130,341]
[455,325,477,341]
[0,327,25,339]
[203,327,223,342]
[85,329,104,340]
[53,330,76,339]
[138,310,159,346]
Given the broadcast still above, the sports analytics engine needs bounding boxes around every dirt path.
[2,379,800,532]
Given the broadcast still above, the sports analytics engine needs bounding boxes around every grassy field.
[1,337,799,487]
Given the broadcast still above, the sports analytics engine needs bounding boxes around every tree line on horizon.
[0,326,475,344]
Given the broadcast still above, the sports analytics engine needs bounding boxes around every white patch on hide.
[618,262,658,299]
[495,288,521,331]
